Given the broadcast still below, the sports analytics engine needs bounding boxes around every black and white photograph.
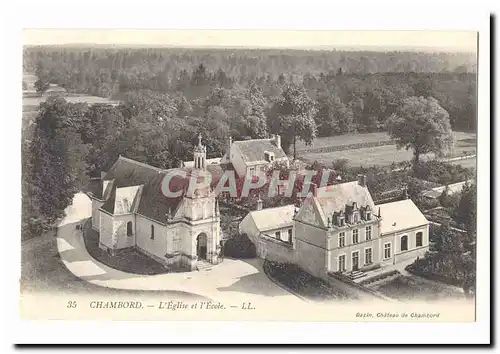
[7,9,490,344]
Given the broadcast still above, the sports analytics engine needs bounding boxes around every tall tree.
[454,182,477,233]
[270,83,317,159]
[23,97,89,237]
[385,96,454,169]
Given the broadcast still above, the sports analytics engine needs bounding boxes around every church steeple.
[194,133,207,170]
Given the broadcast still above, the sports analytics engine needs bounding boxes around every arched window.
[127,221,133,236]
[400,235,408,251]
[150,225,155,240]
[416,232,423,247]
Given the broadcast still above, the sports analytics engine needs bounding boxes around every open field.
[300,136,476,168]
[23,95,120,111]
[295,131,476,152]
[450,157,477,169]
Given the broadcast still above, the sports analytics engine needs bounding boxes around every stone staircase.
[346,270,367,281]
[196,260,213,271]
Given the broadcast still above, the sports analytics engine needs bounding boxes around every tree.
[454,182,476,233]
[385,96,454,169]
[23,97,89,237]
[270,83,317,159]
[233,83,268,139]
[315,92,355,136]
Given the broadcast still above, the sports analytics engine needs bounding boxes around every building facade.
[241,175,430,280]
[87,135,222,271]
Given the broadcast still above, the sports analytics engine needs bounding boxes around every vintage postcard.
[14,21,489,344]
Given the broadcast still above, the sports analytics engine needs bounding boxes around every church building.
[87,135,222,271]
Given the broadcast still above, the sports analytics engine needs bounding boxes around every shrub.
[223,232,256,259]
[414,160,474,185]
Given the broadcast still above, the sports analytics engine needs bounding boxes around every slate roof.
[87,178,103,199]
[100,156,191,222]
[378,199,428,235]
[314,181,376,218]
[247,204,296,232]
[233,138,287,165]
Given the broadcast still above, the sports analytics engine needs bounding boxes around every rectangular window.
[353,213,359,223]
[338,255,346,272]
[365,248,373,264]
[366,212,371,221]
[365,226,372,240]
[339,232,345,247]
[288,229,293,243]
[173,237,182,253]
[275,231,281,240]
[352,229,359,244]
[384,243,392,259]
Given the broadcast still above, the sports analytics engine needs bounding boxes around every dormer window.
[264,151,275,162]
[353,212,359,223]
[366,211,372,221]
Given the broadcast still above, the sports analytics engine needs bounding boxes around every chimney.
[256,197,263,211]
[229,136,233,147]
[310,183,318,197]
[274,134,281,149]
[357,174,366,187]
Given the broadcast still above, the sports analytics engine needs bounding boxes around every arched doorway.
[196,233,208,260]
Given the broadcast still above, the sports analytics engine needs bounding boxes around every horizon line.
[22,43,477,54]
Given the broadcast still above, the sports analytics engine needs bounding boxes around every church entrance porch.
[196,233,208,260]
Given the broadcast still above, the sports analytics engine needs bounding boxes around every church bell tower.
[194,133,206,170]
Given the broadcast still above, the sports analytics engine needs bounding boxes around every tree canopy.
[385,96,454,167]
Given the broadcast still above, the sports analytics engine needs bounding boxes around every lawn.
[368,273,464,301]
[83,221,171,275]
[300,137,476,168]
[295,131,476,152]
[450,157,477,169]
[264,261,350,301]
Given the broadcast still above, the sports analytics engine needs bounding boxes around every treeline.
[25,47,477,132]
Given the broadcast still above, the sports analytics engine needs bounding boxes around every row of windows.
[400,232,423,251]
[384,232,423,259]
[338,248,373,272]
[338,226,372,247]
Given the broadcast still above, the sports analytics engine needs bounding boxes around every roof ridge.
[233,138,273,143]
[118,155,166,173]
[251,204,295,213]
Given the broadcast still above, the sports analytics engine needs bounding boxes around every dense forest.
[22,46,477,238]
[24,47,477,133]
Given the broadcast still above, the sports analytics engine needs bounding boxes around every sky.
[23,29,478,52]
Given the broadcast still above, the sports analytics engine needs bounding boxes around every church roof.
[100,156,190,223]
[314,181,376,217]
[232,138,287,165]
[377,199,429,235]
